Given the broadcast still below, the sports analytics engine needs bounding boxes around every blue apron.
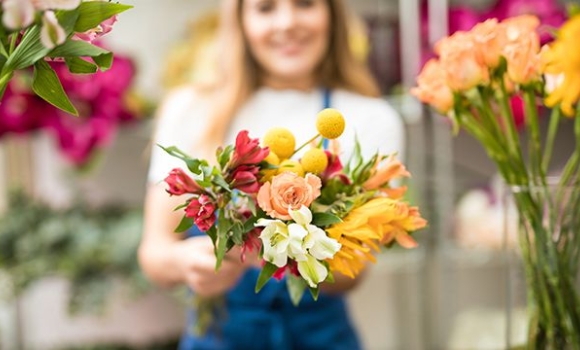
[178,89,361,350]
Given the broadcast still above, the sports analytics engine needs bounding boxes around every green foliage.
[0,190,150,315]
[0,1,132,113]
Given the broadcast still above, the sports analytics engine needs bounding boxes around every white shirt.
[148,86,404,184]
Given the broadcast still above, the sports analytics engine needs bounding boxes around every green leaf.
[308,286,320,301]
[56,8,81,35]
[32,60,78,116]
[286,273,307,306]
[325,271,335,283]
[4,26,49,72]
[49,40,113,71]
[65,57,98,74]
[157,145,204,174]
[206,226,217,246]
[242,215,259,233]
[212,173,232,193]
[214,211,231,270]
[344,134,363,176]
[174,215,193,233]
[255,261,278,293]
[217,145,234,170]
[74,2,133,33]
[311,212,342,227]
[91,52,113,71]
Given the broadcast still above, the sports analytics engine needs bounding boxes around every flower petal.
[289,205,312,225]
[297,255,328,288]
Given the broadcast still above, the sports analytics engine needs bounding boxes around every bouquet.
[0,0,132,115]
[161,108,427,304]
[412,11,580,348]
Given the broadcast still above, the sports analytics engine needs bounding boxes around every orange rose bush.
[161,108,426,304]
[412,12,580,348]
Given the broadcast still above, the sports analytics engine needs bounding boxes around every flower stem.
[542,108,561,174]
[497,79,528,185]
[292,133,321,157]
[523,89,545,185]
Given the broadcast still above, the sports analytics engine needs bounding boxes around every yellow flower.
[263,127,296,159]
[300,148,328,174]
[316,108,345,139]
[260,152,280,183]
[541,15,580,117]
[278,159,305,177]
[325,197,427,278]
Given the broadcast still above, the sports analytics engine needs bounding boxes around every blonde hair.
[200,0,380,149]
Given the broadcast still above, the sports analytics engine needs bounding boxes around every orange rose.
[436,31,489,91]
[472,18,505,69]
[257,172,321,220]
[499,15,541,85]
[411,59,454,114]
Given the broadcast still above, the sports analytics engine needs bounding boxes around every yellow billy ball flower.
[263,127,296,159]
[300,148,328,174]
[316,108,345,139]
[260,152,280,182]
[278,159,305,177]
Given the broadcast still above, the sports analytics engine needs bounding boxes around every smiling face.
[241,0,331,90]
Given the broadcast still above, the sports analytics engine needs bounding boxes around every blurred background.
[0,0,579,349]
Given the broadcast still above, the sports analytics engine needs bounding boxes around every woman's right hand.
[174,235,251,298]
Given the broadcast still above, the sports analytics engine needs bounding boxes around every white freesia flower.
[40,10,66,49]
[289,206,341,260]
[297,254,328,288]
[256,218,307,268]
[2,0,35,30]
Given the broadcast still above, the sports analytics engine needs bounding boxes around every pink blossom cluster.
[0,52,139,166]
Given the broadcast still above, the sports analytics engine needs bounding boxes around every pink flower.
[271,260,299,280]
[257,172,321,220]
[73,15,118,43]
[185,194,216,232]
[229,130,269,168]
[43,52,137,165]
[241,228,262,263]
[230,165,260,194]
[483,0,566,44]
[164,168,203,196]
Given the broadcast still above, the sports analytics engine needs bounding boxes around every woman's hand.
[174,235,252,298]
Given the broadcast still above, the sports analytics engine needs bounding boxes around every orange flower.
[472,18,505,69]
[363,153,410,199]
[410,58,454,114]
[326,198,427,278]
[435,31,490,91]
[257,172,321,220]
[498,15,542,85]
[379,205,428,248]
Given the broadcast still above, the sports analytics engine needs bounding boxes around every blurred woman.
[139,0,404,348]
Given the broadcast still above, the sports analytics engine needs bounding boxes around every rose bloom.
[471,18,505,69]
[435,31,489,92]
[500,15,542,85]
[257,172,321,221]
[410,59,454,114]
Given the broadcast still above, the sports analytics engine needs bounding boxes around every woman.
[139,0,404,348]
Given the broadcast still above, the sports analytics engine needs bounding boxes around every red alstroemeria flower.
[230,165,260,194]
[185,194,217,232]
[164,168,204,196]
[229,130,269,168]
[270,260,300,281]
